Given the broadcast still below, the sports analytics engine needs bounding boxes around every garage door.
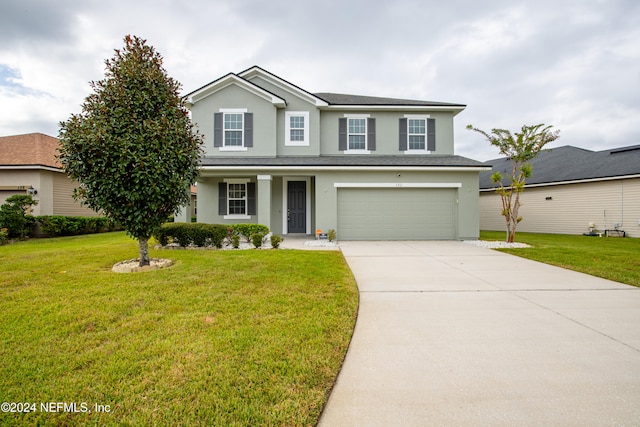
[337,188,457,240]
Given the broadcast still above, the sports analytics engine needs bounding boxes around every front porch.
[190,174,316,236]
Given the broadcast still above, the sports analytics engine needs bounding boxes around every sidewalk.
[318,241,640,426]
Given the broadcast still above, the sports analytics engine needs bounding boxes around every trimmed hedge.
[153,223,231,248]
[35,216,119,237]
[153,223,270,248]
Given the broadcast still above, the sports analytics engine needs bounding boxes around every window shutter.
[367,118,376,151]
[338,118,347,151]
[427,118,436,151]
[399,118,407,151]
[214,113,223,147]
[243,113,253,147]
[218,182,227,215]
[247,182,256,215]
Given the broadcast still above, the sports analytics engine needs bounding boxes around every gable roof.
[0,133,62,169]
[479,145,640,189]
[185,66,465,113]
[184,72,287,107]
[239,66,328,107]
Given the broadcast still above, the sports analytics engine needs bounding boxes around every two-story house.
[183,66,488,240]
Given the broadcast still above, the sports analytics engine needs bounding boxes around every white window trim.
[344,114,370,153]
[404,114,431,154]
[219,108,248,151]
[223,178,251,219]
[285,111,310,146]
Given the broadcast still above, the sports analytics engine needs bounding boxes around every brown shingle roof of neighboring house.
[0,133,62,169]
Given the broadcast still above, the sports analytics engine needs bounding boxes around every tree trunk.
[139,238,150,267]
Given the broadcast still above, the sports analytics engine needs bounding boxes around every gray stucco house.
[182,66,487,240]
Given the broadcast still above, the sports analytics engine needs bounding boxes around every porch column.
[257,175,272,229]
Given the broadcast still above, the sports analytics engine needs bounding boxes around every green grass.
[481,231,640,287]
[0,232,359,426]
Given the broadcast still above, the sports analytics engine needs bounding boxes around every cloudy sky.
[1,0,638,160]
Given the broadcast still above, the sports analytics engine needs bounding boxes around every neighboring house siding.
[480,178,640,238]
[51,172,100,216]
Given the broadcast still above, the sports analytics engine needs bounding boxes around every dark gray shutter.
[244,113,253,147]
[367,118,376,151]
[247,182,256,215]
[399,118,407,151]
[338,118,347,151]
[218,182,227,215]
[214,113,223,147]
[427,118,436,151]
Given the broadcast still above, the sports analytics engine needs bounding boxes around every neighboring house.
[480,145,640,238]
[0,133,100,217]
[183,66,488,240]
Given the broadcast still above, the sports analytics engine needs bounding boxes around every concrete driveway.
[318,241,640,426]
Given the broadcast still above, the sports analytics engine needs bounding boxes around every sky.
[1,0,638,161]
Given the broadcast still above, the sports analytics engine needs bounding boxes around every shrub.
[251,233,264,248]
[36,216,113,237]
[153,223,228,248]
[0,228,7,245]
[233,224,270,242]
[0,195,38,238]
[328,229,337,242]
[231,234,240,249]
[270,235,282,249]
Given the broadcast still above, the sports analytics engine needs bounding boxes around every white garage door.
[337,188,457,240]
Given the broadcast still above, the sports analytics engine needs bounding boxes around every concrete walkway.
[318,241,640,426]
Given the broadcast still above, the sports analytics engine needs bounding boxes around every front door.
[287,181,306,233]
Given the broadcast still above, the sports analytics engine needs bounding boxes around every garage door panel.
[338,188,456,240]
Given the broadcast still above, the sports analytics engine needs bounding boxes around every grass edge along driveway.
[481,231,640,288]
[0,232,359,426]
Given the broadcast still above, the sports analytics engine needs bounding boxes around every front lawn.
[0,232,359,426]
[481,231,640,287]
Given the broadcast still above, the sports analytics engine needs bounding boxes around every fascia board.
[239,66,329,107]
[186,74,286,107]
[200,165,490,173]
[321,104,466,115]
[0,165,62,172]
[480,173,640,191]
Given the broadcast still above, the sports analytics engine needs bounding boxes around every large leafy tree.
[59,35,203,266]
[467,124,560,242]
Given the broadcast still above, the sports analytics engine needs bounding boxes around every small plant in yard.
[0,228,7,245]
[270,235,282,249]
[231,234,240,248]
[0,194,38,239]
[251,233,264,248]
[328,229,337,242]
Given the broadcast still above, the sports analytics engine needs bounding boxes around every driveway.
[318,241,640,426]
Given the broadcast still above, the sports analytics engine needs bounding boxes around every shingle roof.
[314,92,465,107]
[0,133,62,169]
[201,155,486,168]
[479,145,640,189]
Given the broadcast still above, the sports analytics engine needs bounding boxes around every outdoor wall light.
[29,186,37,195]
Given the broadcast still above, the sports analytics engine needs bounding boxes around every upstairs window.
[348,118,367,150]
[214,110,253,151]
[224,113,244,146]
[408,118,426,150]
[338,116,376,153]
[285,111,309,146]
[399,116,435,153]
